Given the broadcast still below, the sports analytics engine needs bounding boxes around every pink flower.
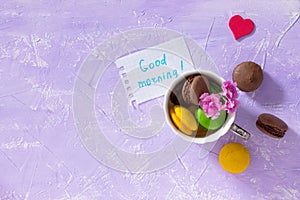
[224,99,240,114]
[199,80,240,118]
[199,93,223,119]
[222,80,238,100]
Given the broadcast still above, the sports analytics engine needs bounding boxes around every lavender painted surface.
[0,0,300,199]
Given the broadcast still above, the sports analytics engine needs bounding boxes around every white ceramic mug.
[164,70,250,144]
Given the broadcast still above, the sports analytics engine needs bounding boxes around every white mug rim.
[164,70,236,144]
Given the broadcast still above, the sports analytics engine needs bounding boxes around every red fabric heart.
[229,15,255,40]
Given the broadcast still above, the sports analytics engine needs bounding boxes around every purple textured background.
[1,0,300,199]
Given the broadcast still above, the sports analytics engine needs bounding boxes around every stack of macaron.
[168,74,227,137]
[217,61,260,174]
[167,61,289,174]
[218,61,288,174]
[231,61,288,138]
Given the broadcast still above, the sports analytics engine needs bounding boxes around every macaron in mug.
[164,70,251,144]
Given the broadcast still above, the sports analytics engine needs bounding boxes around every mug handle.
[230,123,251,140]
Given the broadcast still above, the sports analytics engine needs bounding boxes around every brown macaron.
[182,75,210,105]
[232,61,263,92]
[256,113,288,138]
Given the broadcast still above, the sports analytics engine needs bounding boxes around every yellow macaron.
[170,105,198,135]
[219,142,250,174]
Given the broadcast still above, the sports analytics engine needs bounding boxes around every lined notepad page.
[115,37,195,105]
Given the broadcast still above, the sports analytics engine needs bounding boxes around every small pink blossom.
[199,93,223,120]
[222,80,238,100]
[224,99,240,114]
[199,80,240,118]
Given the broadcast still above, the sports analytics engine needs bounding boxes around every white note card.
[115,37,195,105]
